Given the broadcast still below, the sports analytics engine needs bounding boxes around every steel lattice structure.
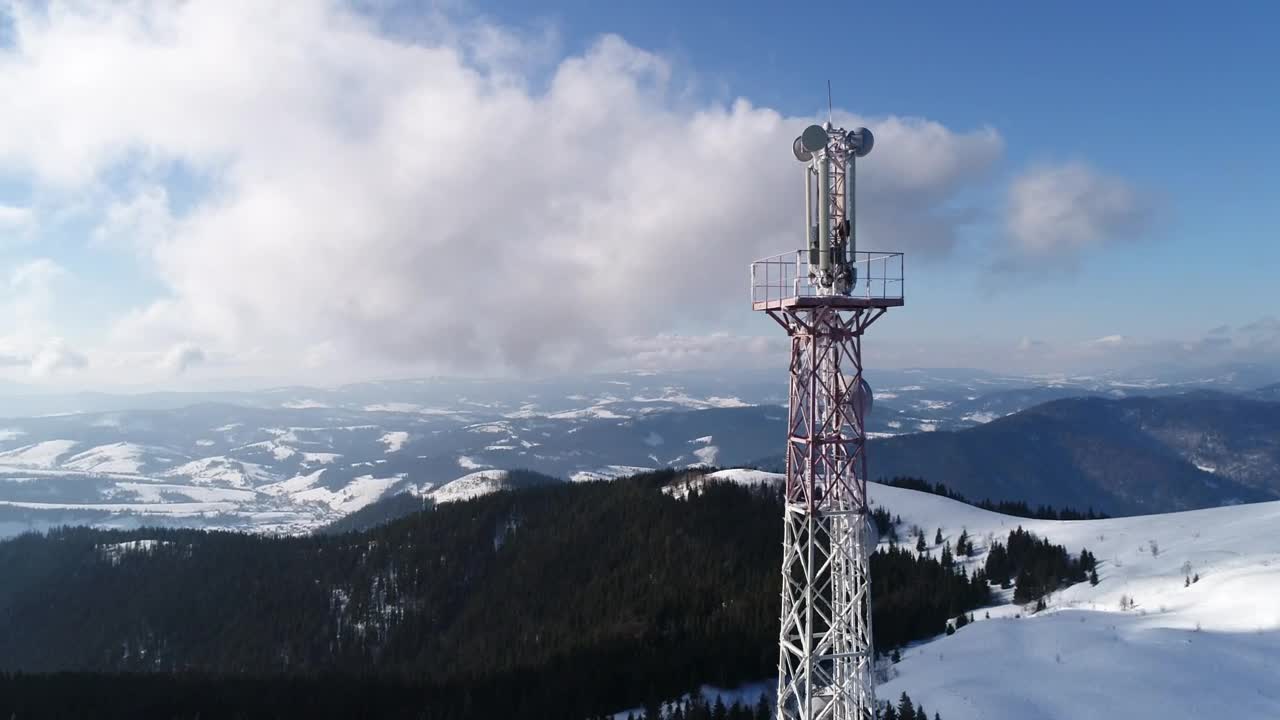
[766,305,885,720]
[751,121,903,720]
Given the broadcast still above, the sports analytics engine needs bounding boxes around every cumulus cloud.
[159,342,206,375]
[93,186,174,252]
[0,204,34,236]
[1001,162,1152,271]
[1,258,66,351]
[8,257,63,290]
[0,1,1003,378]
[0,258,89,377]
[28,338,87,377]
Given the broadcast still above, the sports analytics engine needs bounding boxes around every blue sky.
[0,1,1276,388]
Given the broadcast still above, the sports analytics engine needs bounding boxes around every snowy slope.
[701,470,1280,719]
[0,440,80,468]
[664,468,781,499]
[62,442,170,474]
[293,474,403,514]
[427,470,510,504]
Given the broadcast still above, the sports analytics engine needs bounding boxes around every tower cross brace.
[767,305,884,720]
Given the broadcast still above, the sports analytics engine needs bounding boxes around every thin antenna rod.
[827,80,833,124]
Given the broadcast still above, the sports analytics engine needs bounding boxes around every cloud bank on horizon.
[0,1,1263,386]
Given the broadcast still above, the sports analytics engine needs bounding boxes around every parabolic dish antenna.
[793,136,813,162]
[849,127,875,157]
[800,124,829,154]
[847,377,873,418]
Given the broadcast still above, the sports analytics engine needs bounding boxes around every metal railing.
[750,250,904,306]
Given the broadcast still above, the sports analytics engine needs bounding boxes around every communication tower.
[750,122,904,720]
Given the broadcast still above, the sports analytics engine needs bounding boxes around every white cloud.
[2,258,66,349]
[93,185,174,252]
[0,204,34,234]
[0,258,88,377]
[1002,162,1151,269]
[8,257,64,292]
[28,338,87,377]
[159,342,205,375]
[0,1,1004,380]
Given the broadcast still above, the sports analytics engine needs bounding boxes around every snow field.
[701,469,1280,720]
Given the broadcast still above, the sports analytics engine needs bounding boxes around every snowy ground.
[700,470,1280,719]
[424,470,510,504]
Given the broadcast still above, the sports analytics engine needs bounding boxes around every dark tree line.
[0,472,779,718]
[984,527,1097,603]
[880,691,941,720]
[614,693,772,720]
[871,506,897,540]
[871,545,990,651]
[880,477,1108,521]
[0,472,978,718]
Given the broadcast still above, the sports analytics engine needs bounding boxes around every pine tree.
[1089,569,1099,586]
[957,529,971,557]
[916,703,926,720]
[934,528,943,545]
[712,695,728,720]
[916,534,927,553]
[897,692,916,720]
[882,701,898,720]
[891,647,901,663]
[754,693,770,720]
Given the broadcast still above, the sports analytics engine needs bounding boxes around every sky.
[0,0,1277,390]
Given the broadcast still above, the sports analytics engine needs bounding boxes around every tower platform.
[750,250,904,312]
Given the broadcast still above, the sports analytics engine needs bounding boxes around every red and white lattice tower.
[750,123,904,720]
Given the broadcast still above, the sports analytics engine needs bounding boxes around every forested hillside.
[868,393,1280,514]
[0,471,1084,718]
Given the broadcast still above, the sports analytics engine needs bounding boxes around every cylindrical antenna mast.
[818,150,831,281]
[845,156,855,263]
[793,122,873,295]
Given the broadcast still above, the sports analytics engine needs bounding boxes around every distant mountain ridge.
[0,370,1276,536]
[1255,382,1280,402]
[868,391,1280,515]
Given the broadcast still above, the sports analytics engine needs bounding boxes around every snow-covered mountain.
[0,399,784,537]
[1,368,1276,538]
[863,392,1280,514]
[698,469,1280,720]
